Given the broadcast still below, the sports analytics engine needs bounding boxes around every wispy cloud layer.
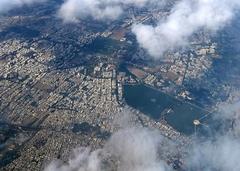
[186,98,240,171]
[45,99,240,171]
[0,0,46,14]
[132,0,240,58]
[57,0,160,22]
[44,127,171,171]
[58,0,240,58]
[44,110,172,171]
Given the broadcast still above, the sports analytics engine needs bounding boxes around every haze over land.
[0,0,46,14]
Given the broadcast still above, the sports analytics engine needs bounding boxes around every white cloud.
[44,109,172,171]
[106,127,171,171]
[58,0,160,22]
[187,136,240,171]
[44,99,240,171]
[0,0,46,14]
[44,127,171,171]
[44,147,102,171]
[132,0,240,58]
[58,0,240,58]
[186,99,240,171]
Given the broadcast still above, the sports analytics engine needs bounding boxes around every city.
[0,0,240,171]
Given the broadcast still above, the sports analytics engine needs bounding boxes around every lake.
[123,84,210,135]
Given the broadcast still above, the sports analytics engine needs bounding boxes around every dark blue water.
[124,84,209,135]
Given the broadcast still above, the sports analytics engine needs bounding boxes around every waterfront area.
[124,84,209,135]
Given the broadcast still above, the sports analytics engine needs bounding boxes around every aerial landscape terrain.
[0,0,240,171]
